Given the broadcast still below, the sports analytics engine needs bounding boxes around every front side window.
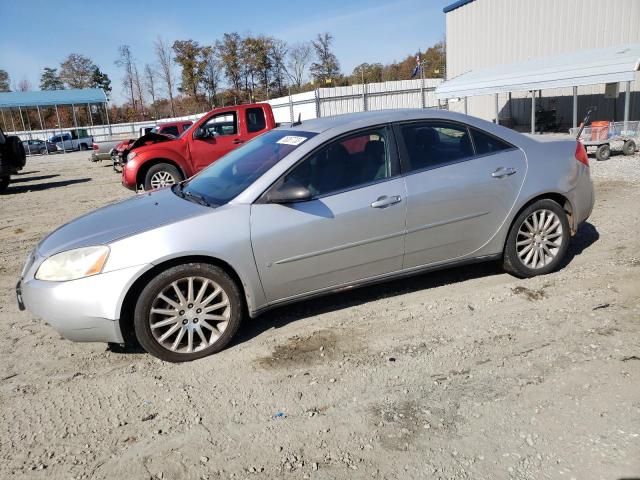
[202,112,238,136]
[285,127,392,197]
[246,107,266,133]
[181,129,316,206]
[401,122,474,172]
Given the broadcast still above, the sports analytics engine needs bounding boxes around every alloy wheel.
[149,276,231,354]
[150,171,176,189]
[516,209,563,269]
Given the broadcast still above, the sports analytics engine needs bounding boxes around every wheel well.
[136,158,185,187]
[118,255,246,346]
[513,192,574,234]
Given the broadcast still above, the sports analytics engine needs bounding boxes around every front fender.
[123,148,192,188]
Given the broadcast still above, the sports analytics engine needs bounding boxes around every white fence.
[267,78,442,123]
[7,78,442,142]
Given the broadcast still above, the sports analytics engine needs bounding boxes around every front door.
[251,126,407,303]
[398,121,527,268]
[190,111,240,172]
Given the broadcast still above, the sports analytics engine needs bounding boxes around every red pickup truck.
[121,103,276,190]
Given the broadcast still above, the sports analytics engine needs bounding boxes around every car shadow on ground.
[9,174,59,184]
[559,221,599,268]
[5,178,91,194]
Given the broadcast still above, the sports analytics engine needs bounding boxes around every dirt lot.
[0,148,639,480]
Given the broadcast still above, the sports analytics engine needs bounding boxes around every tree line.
[0,33,445,125]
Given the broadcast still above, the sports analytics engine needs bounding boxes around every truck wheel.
[144,163,183,190]
[80,143,88,151]
[595,144,610,161]
[622,140,636,156]
[0,176,10,193]
[6,136,26,168]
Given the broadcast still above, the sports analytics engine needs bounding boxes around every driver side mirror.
[193,127,211,139]
[266,179,312,204]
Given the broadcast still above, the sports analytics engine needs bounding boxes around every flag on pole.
[411,52,421,78]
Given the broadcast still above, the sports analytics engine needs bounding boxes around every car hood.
[37,187,210,258]
[125,132,175,155]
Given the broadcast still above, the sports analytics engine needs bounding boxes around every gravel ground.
[0,147,639,480]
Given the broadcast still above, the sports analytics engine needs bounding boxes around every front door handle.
[371,195,402,208]
[491,167,517,178]
[233,139,245,145]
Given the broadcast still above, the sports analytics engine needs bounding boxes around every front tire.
[622,140,636,156]
[133,263,244,362]
[144,163,183,190]
[503,199,570,278]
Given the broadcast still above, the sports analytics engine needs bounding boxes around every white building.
[442,0,640,129]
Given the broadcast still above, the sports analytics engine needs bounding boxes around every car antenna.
[575,106,597,140]
[291,113,302,127]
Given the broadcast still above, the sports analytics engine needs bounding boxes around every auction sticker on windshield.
[276,136,308,146]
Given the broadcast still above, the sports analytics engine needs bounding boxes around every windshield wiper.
[172,183,213,208]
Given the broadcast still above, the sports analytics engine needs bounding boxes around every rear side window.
[161,125,180,137]
[471,128,513,155]
[246,107,266,133]
[400,122,474,172]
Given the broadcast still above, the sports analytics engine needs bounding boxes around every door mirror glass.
[267,179,312,204]
[193,126,209,139]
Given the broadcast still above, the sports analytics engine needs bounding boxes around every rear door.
[398,121,526,268]
[251,126,406,302]
[190,110,240,172]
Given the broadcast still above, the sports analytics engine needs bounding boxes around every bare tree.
[201,46,221,107]
[144,64,158,117]
[115,45,136,109]
[287,42,312,90]
[17,77,32,92]
[133,63,145,115]
[154,36,176,116]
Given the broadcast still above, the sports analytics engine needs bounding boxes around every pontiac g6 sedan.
[17,109,594,362]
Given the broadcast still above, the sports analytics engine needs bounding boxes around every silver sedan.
[17,109,594,362]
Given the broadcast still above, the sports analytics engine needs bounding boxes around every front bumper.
[19,264,149,344]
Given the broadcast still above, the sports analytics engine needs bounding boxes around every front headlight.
[35,246,110,282]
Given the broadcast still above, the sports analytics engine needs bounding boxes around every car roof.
[283,108,483,134]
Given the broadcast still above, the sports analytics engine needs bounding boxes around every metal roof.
[443,0,475,13]
[436,44,640,99]
[0,88,107,108]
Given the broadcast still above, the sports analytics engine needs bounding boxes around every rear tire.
[622,140,636,156]
[133,263,244,362]
[144,162,183,190]
[0,176,9,193]
[595,144,610,161]
[503,199,570,278]
[80,143,88,151]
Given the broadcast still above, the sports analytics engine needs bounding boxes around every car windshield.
[178,129,317,206]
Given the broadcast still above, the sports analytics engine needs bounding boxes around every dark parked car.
[22,139,58,155]
[0,128,26,193]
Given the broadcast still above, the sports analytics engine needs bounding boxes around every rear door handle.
[233,139,245,145]
[371,195,402,208]
[491,167,517,178]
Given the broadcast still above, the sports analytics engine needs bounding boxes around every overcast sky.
[0,0,450,103]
